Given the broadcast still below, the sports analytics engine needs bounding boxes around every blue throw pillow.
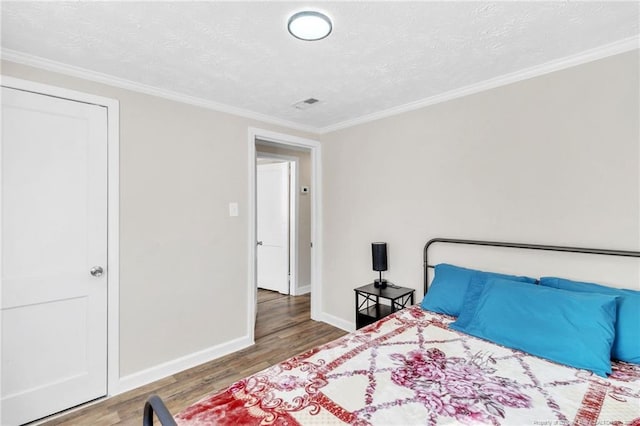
[450,278,618,377]
[540,277,640,364]
[420,263,536,316]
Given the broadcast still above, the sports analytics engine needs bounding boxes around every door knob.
[90,266,104,277]
[257,241,263,246]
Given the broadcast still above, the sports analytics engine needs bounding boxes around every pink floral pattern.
[390,348,531,423]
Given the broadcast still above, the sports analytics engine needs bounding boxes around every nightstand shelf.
[354,283,414,329]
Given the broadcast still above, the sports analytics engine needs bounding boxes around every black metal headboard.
[423,238,640,295]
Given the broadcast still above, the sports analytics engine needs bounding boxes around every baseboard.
[293,284,310,295]
[317,312,355,333]
[116,335,253,395]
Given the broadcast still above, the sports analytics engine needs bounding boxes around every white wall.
[319,50,640,325]
[2,48,638,382]
[0,60,315,382]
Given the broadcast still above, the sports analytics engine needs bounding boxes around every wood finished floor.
[38,290,346,426]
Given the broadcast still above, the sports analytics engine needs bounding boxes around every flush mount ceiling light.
[287,11,333,41]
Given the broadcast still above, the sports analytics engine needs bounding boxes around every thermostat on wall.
[301,186,309,194]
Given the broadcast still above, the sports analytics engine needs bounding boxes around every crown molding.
[0,48,320,135]
[318,36,640,134]
[2,35,638,136]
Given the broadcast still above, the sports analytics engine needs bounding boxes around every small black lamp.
[372,242,388,289]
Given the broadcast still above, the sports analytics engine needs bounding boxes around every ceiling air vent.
[293,98,320,110]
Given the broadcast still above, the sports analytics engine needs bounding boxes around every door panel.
[257,162,289,294]
[1,87,108,425]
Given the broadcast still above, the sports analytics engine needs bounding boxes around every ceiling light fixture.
[287,11,332,41]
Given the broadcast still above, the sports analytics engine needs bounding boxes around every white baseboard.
[293,284,310,295]
[317,312,355,333]
[116,335,253,395]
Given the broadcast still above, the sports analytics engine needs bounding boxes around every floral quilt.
[176,306,640,425]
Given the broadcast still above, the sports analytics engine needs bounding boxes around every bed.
[144,238,640,425]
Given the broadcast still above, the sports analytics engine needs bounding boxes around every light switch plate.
[229,202,239,217]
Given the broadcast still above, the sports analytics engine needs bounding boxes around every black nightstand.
[354,283,415,329]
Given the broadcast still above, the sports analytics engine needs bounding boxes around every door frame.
[0,76,120,395]
[248,128,321,342]
[256,154,298,295]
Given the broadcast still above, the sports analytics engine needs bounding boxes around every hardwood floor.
[38,290,346,425]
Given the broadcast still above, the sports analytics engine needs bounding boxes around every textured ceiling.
[1,2,639,131]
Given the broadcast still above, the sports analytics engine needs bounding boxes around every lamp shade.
[372,242,387,271]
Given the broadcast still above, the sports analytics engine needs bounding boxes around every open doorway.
[247,128,321,343]
[254,142,312,338]
[255,155,295,295]
[256,145,313,296]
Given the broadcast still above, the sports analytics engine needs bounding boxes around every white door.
[1,87,108,425]
[257,162,289,294]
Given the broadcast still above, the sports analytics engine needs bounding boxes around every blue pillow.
[450,278,618,377]
[540,277,640,364]
[453,272,516,330]
[420,263,537,316]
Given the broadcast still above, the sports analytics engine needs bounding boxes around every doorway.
[256,156,295,295]
[1,77,119,425]
[248,128,321,342]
